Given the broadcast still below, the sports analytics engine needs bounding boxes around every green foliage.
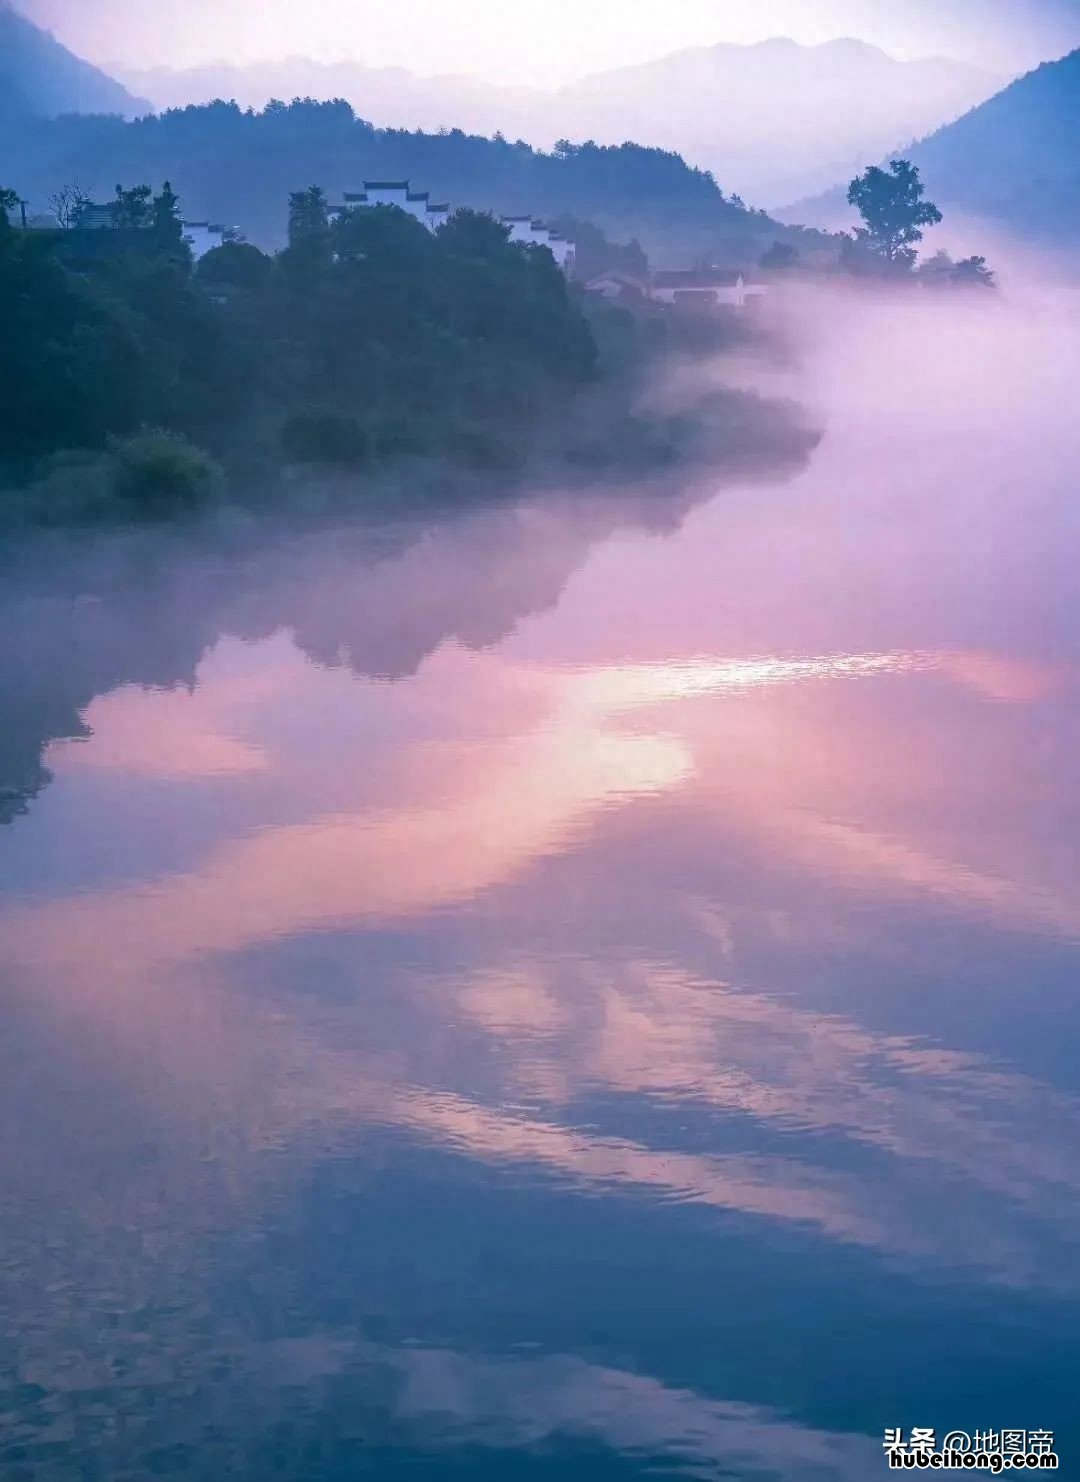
[286,184,331,270]
[0,180,601,514]
[195,241,273,295]
[113,182,152,228]
[108,429,224,512]
[6,434,223,525]
[847,160,942,269]
[5,97,822,264]
[0,224,148,460]
[917,249,997,290]
[952,254,995,287]
[152,180,186,255]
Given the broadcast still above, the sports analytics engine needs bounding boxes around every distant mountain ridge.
[4,96,829,265]
[783,48,1080,248]
[119,37,1005,206]
[0,2,146,118]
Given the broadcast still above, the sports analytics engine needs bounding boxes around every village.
[8,175,769,312]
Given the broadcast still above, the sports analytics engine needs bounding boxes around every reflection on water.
[2,300,1080,1479]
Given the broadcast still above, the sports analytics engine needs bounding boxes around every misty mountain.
[0,2,146,119]
[785,48,1080,248]
[904,48,1080,243]
[120,38,1004,206]
[2,97,825,266]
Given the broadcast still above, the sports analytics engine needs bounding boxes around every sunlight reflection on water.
[3,297,1080,1476]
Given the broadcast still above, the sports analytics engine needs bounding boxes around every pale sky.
[18,0,1080,83]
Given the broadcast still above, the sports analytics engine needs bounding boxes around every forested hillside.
[6,97,822,264]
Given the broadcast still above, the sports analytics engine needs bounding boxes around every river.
[1,288,1078,1479]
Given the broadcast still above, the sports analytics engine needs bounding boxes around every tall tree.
[847,160,942,269]
[287,186,330,255]
[50,182,91,230]
[112,183,152,229]
[152,180,185,254]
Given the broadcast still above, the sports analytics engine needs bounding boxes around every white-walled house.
[649,270,769,309]
[328,183,576,269]
[333,183,451,234]
[651,270,747,308]
[182,222,230,260]
[500,216,575,272]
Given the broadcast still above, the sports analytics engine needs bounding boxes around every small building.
[651,269,747,308]
[73,202,121,230]
[327,184,577,269]
[500,215,575,272]
[584,271,649,301]
[332,182,453,234]
[182,221,230,261]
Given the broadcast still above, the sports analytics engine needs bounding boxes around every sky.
[16,0,1080,83]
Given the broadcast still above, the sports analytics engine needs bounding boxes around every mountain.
[561,38,1004,206]
[0,3,146,119]
[119,38,1004,207]
[119,58,544,141]
[3,96,829,265]
[901,49,1080,243]
[784,48,1080,247]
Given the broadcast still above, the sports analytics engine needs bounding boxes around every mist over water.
[2,278,1079,1479]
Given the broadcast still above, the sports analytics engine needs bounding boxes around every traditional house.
[651,269,747,308]
[328,183,576,269]
[72,202,121,230]
[182,222,230,260]
[500,216,575,272]
[333,182,450,233]
[584,272,649,301]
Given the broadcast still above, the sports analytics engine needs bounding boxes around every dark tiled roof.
[76,203,118,228]
[427,202,450,212]
[406,191,430,202]
[343,192,369,203]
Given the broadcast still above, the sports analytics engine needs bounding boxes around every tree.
[112,183,152,229]
[0,186,18,230]
[917,248,996,290]
[151,180,186,253]
[287,186,330,252]
[49,182,91,230]
[952,254,995,288]
[196,241,272,295]
[847,159,942,269]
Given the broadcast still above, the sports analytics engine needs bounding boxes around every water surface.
[2,296,1079,1479]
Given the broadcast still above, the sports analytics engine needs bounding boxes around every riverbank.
[0,195,818,529]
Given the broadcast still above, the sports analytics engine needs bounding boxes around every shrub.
[109,429,225,512]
